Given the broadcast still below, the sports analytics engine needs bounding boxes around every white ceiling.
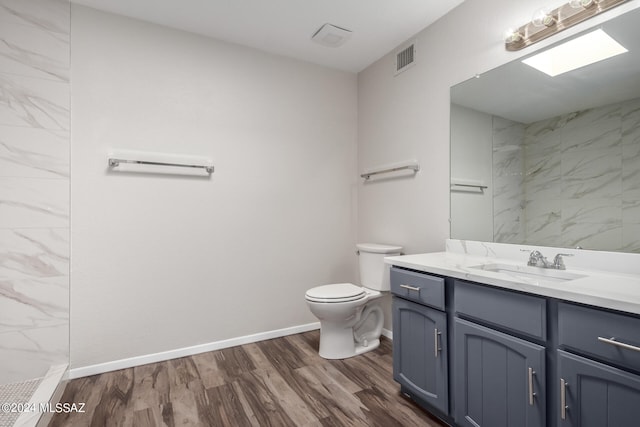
[71,0,465,73]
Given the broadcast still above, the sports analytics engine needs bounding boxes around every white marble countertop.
[385,251,640,316]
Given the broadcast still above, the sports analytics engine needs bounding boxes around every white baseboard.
[381,327,393,340]
[69,322,320,380]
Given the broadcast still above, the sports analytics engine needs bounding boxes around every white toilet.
[305,243,402,359]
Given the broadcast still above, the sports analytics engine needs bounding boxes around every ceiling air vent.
[395,42,416,76]
[311,23,352,48]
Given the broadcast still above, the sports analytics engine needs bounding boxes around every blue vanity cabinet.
[557,302,640,426]
[393,297,449,414]
[391,267,449,416]
[557,350,640,427]
[454,280,546,427]
[454,318,546,427]
[390,264,640,427]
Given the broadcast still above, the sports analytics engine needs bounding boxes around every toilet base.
[318,322,381,359]
[316,303,384,360]
[307,289,385,360]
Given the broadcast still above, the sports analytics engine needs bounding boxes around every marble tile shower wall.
[492,97,640,252]
[0,0,70,384]
[492,116,525,244]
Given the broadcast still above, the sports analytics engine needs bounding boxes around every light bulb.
[504,28,523,43]
[532,8,555,27]
[569,0,595,8]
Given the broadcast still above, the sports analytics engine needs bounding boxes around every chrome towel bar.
[450,179,488,190]
[361,161,420,180]
[108,158,214,174]
[451,183,488,189]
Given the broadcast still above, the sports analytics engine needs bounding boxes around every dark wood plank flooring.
[49,330,446,426]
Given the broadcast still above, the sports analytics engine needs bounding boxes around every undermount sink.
[469,263,587,283]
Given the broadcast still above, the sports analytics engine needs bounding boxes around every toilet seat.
[305,283,367,303]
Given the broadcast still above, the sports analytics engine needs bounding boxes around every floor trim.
[381,327,393,340]
[69,322,321,379]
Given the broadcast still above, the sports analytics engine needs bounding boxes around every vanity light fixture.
[521,28,627,76]
[505,0,629,51]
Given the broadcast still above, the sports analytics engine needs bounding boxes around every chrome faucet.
[527,250,553,268]
[526,250,573,270]
[552,253,573,270]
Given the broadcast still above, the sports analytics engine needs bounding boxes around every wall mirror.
[450,6,640,253]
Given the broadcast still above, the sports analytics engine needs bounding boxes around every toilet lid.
[305,283,366,303]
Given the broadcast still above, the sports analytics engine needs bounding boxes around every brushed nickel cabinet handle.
[597,336,640,353]
[561,378,568,420]
[528,367,536,406]
[400,284,420,292]
[434,329,442,358]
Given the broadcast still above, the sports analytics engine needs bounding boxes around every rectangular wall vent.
[395,42,415,75]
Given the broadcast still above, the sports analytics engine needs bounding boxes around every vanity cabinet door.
[558,350,640,427]
[454,318,545,427]
[392,297,448,414]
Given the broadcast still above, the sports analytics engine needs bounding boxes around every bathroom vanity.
[431,5,640,426]
[387,240,640,427]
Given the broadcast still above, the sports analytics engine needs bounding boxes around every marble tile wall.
[0,0,70,384]
[492,116,525,244]
[492,97,640,252]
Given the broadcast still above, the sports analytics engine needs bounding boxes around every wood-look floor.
[49,330,447,427]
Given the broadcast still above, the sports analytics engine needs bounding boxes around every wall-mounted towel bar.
[108,158,214,174]
[450,179,487,191]
[361,161,420,180]
[107,150,214,175]
[451,183,488,189]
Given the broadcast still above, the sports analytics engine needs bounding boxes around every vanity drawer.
[454,280,547,341]
[559,302,640,372]
[390,267,445,310]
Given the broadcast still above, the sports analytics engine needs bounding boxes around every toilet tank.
[357,243,403,291]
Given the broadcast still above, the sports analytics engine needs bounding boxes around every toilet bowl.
[305,243,402,359]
